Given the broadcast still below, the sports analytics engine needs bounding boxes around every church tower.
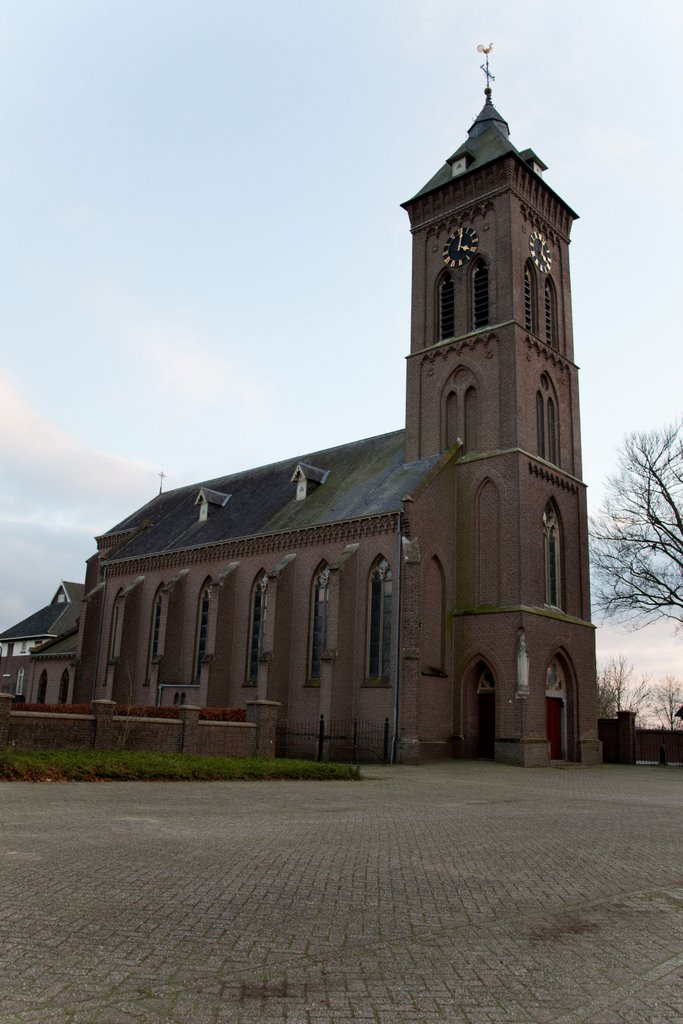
[402,70,601,764]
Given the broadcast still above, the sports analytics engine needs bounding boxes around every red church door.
[545,697,563,759]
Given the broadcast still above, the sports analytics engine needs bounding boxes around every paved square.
[0,761,681,1023]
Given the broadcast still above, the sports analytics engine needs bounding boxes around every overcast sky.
[0,0,680,679]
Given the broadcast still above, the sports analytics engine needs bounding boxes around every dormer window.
[195,487,230,522]
[447,147,474,178]
[291,463,327,501]
[519,148,548,177]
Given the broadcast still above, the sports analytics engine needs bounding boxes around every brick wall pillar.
[246,700,280,759]
[617,710,636,764]
[92,699,116,750]
[0,692,12,747]
[179,705,200,754]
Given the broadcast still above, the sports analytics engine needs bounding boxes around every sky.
[0,0,680,679]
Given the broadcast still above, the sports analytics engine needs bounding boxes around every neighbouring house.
[0,582,84,703]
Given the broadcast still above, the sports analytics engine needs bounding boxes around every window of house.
[16,666,25,696]
[37,669,47,704]
[194,586,211,680]
[543,503,561,607]
[59,670,69,704]
[439,272,455,340]
[309,564,330,682]
[247,574,268,683]
[472,260,489,329]
[150,591,163,662]
[368,558,392,680]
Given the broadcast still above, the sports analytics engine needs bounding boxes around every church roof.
[404,89,577,218]
[100,430,441,563]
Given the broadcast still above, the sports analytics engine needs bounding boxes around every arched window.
[368,558,392,680]
[109,592,124,660]
[58,670,69,704]
[545,279,556,348]
[543,503,561,607]
[439,272,455,340]
[524,262,535,332]
[37,670,47,704]
[463,386,479,453]
[547,397,557,464]
[16,666,25,697]
[247,574,268,683]
[472,260,489,329]
[536,391,546,458]
[194,585,211,680]
[149,589,163,663]
[309,564,330,681]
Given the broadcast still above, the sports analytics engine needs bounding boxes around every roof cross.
[477,42,495,92]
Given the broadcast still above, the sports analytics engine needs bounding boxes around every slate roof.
[100,430,442,563]
[31,628,79,658]
[403,90,578,219]
[0,583,84,642]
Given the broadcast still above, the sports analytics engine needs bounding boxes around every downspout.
[390,509,403,764]
[91,563,108,701]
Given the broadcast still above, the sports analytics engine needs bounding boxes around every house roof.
[100,430,442,563]
[0,583,84,642]
[31,628,79,659]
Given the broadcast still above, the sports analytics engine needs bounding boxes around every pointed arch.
[543,501,562,608]
[437,270,455,341]
[524,260,536,332]
[537,373,559,466]
[37,669,47,704]
[16,665,25,697]
[367,557,393,681]
[544,277,556,348]
[109,589,125,660]
[309,561,330,681]
[247,571,268,683]
[472,258,489,329]
[464,385,479,453]
[194,579,212,681]
[58,670,69,704]
[422,555,445,675]
[148,584,164,667]
[476,478,500,605]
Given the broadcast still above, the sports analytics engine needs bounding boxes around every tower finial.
[476,42,495,97]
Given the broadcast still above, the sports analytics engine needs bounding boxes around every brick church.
[71,82,602,766]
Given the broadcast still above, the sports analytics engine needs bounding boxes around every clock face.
[443,226,479,269]
[529,230,552,273]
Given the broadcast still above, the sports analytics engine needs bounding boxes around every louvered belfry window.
[472,261,489,329]
[524,264,534,332]
[439,273,455,340]
[545,279,555,347]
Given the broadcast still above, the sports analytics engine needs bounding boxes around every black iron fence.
[276,714,391,764]
[636,729,683,765]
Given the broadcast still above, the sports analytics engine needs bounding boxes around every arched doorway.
[545,657,566,759]
[477,666,495,759]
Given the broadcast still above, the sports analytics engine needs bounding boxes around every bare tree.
[649,674,683,731]
[596,655,651,721]
[591,419,682,630]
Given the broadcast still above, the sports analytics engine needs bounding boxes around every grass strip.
[0,749,361,782]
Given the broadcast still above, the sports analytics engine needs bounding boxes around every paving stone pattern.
[0,762,682,1023]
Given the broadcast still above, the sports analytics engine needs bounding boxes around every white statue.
[516,629,529,698]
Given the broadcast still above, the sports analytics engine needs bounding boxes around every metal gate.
[276,714,390,764]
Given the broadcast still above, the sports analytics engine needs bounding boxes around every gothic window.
[547,397,557,464]
[16,666,25,696]
[472,260,489,329]
[464,386,479,453]
[149,589,163,663]
[439,272,455,340]
[368,558,392,680]
[59,670,69,704]
[37,669,47,704]
[109,592,124,660]
[194,585,211,680]
[309,564,330,681]
[536,391,546,458]
[247,573,268,683]
[545,279,556,348]
[524,262,535,332]
[543,502,561,608]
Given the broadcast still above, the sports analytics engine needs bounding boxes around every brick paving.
[0,761,682,1023]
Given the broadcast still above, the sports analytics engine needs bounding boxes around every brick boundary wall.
[0,694,279,759]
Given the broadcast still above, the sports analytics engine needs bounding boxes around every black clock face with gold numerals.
[529,230,552,273]
[443,226,479,269]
